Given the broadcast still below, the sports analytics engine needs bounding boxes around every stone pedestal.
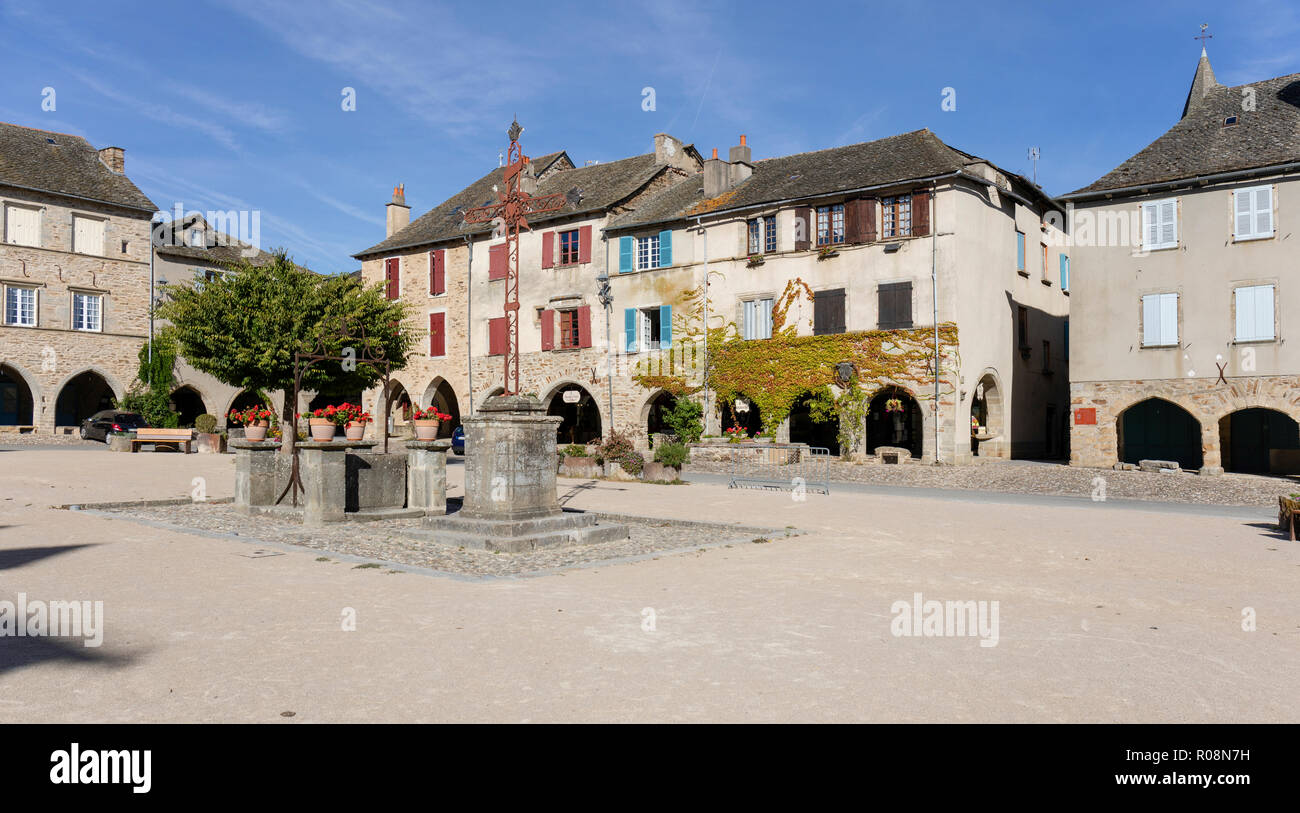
[231,439,282,512]
[422,395,627,552]
[299,440,376,526]
[406,440,450,516]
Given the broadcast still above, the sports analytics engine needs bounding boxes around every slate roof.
[1068,59,1300,197]
[154,213,277,267]
[354,150,677,258]
[607,129,1033,230]
[0,121,155,212]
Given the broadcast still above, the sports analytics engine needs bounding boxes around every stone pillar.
[1199,418,1224,476]
[298,440,370,525]
[231,439,281,513]
[406,440,450,515]
[461,394,563,521]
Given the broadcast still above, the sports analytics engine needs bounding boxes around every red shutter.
[488,244,507,280]
[794,206,812,251]
[488,316,507,355]
[864,198,878,242]
[578,225,592,263]
[429,312,445,356]
[912,190,931,237]
[540,309,555,350]
[385,257,399,299]
[430,249,446,295]
[578,305,592,348]
[541,232,554,269]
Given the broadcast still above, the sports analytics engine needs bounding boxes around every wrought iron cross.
[462,119,569,396]
[1195,23,1212,46]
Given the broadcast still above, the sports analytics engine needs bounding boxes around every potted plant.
[885,397,904,413]
[337,403,371,441]
[298,405,342,442]
[725,426,747,444]
[646,441,690,481]
[412,406,452,441]
[559,443,600,478]
[228,405,276,441]
[193,413,225,453]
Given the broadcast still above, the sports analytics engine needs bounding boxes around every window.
[73,215,105,256]
[1235,284,1276,342]
[764,215,776,253]
[1141,198,1178,250]
[635,235,660,270]
[4,286,37,326]
[877,282,913,329]
[1060,255,1070,292]
[748,217,777,255]
[1042,340,1051,373]
[559,229,580,265]
[748,219,761,255]
[742,298,773,340]
[813,288,846,335]
[188,228,204,247]
[384,257,400,298]
[1142,292,1179,347]
[72,292,102,331]
[640,307,662,350]
[428,311,445,356]
[1234,186,1273,241]
[624,305,671,351]
[1017,306,1028,348]
[881,195,912,238]
[1016,230,1026,273]
[1042,244,1049,279]
[559,309,579,349]
[5,204,41,247]
[816,204,845,246]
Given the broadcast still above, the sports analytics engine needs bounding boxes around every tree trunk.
[280,389,296,455]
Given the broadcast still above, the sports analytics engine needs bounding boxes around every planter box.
[107,434,133,453]
[195,433,226,454]
[560,456,601,479]
[642,462,680,481]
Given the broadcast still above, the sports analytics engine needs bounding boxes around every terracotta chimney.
[728,135,752,186]
[386,183,410,238]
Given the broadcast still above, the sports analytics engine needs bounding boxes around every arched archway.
[867,386,922,458]
[55,370,117,426]
[720,394,762,437]
[170,385,207,427]
[1118,398,1202,470]
[1218,407,1300,474]
[643,390,676,442]
[547,382,602,445]
[970,371,1004,456]
[0,364,36,426]
[479,386,505,411]
[228,389,268,416]
[422,378,461,439]
[308,391,364,412]
[789,389,840,454]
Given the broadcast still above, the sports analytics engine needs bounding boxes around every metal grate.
[728,444,830,495]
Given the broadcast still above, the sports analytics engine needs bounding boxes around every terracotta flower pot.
[345,423,365,441]
[413,419,440,441]
[244,425,268,442]
[309,418,337,442]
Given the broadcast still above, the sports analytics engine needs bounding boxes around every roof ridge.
[751,129,938,165]
[0,121,91,144]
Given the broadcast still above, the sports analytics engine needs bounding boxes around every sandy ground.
[0,447,1296,723]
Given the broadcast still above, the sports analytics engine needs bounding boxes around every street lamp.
[596,270,614,436]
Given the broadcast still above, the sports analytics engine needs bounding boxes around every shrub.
[563,444,590,458]
[116,387,179,428]
[619,450,645,476]
[663,397,704,444]
[653,441,690,468]
[194,414,218,434]
[598,430,643,475]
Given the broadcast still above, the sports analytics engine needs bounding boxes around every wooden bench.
[131,428,194,453]
[1280,497,1300,542]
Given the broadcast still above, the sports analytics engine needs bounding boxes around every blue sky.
[2,0,1296,275]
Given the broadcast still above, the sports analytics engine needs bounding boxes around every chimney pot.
[739,135,746,146]
[386,183,410,237]
[711,147,718,159]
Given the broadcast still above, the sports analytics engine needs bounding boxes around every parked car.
[80,410,148,442]
[451,425,465,455]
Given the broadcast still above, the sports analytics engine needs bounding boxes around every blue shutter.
[658,230,672,267]
[659,305,672,349]
[624,307,638,352]
[1059,255,1069,290]
[1016,232,1025,271]
[619,236,633,273]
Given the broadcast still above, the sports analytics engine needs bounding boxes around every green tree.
[663,397,704,444]
[158,250,413,449]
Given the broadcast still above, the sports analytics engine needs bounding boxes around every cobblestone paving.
[94,502,790,578]
[686,457,1299,507]
[0,433,100,447]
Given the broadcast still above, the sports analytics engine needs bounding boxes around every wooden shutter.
[385,258,399,299]
[845,199,866,244]
[794,206,812,251]
[541,231,554,268]
[659,305,672,349]
[814,289,845,335]
[619,236,633,273]
[658,230,672,267]
[488,244,507,280]
[430,250,445,295]
[540,309,555,350]
[912,190,930,237]
[429,312,445,356]
[878,282,912,329]
[575,305,591,348]
[578,225,592,263]
[488,316,507,355]
[624,308,638,351]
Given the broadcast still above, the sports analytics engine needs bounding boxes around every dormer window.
[1223,116,1238,127]
[188,229,204,247]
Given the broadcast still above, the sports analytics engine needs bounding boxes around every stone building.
[354,128,1068,462]
[1062,49,1300,474]
[0,122,155,433]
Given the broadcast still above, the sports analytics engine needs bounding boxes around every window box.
[745,255,765,268]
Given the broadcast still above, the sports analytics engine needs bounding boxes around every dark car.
[451,425,465,455]
[80,410,147,442]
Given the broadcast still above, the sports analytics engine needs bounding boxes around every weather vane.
[1195,23,1212,47]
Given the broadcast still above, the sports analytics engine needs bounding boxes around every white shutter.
[6,205,40,247]
[1235,190,1254,238]
[1254,186,1273,237]
[1158,199,1177,247]
[1159,293,1179,345]
[761,298,773,339]
[1236,285,1275,341]
[742,300,755,339]
[1235,287,1256,340]
[1256,285,1274,339]
[73,216,105,256]
[1142,203,1157,248]
[1143,294,1160,346]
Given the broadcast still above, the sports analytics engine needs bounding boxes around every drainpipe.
[465,235,474,415]
[696,216,709,430]
[931,180,940,465]
[603,232,614,433]
[147,226,155,388]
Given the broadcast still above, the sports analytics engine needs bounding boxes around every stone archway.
[866,386,923,458]
[170,385,208,427]
[1218,407,1300,475]
[642,390,676,443]
[970,371,1005,457]
[1118,398,1203,471]
[546,382,602,445]
[788,389,840,455]
[422,378,461,439]
[54,369,119,427]
[720,394,762,437]
[0,363,36,426]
